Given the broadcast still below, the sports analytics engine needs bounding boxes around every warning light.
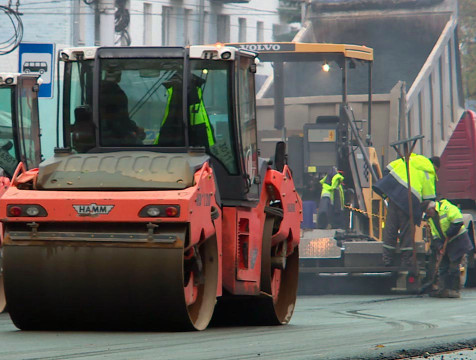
[322,62,330,72]
[407,276,416,284]
[166,206,179,217]
[9,206,22,217]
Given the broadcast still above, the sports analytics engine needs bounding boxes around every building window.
[203,11,209,43]
[238,18,246,43]
[257,21,264,42]
[162,6,172,45]
[143,3,152,45]
[217,15,230,43]
[184,8,192,45]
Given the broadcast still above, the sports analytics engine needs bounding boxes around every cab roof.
[226,42,373,62]
[0,73,40,86]
[60,45,253,62]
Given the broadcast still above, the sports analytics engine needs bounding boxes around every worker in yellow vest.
[421,199,473,298]
[317,167,345,229]
[155,73,215,148]
[373,154,439,267]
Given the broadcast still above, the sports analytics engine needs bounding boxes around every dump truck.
[231,0,470,291]
[0,73,42,312]
[0,45,302,331]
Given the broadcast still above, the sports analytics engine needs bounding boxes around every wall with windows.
[127,0,286,46]
[0,0,288,160]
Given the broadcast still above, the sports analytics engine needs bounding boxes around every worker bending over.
[374,154,439,267]
[421,199,473,298]
[317,167,345,229]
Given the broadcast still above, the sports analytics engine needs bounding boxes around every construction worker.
[317,167,345,229]
[155,73,215,148]
[100,69,145,146]
[421,199,473,298]
[373,154,439,267]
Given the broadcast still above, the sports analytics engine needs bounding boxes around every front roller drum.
[4,237,218,331]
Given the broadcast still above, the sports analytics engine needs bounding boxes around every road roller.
[0,45,302,330]
[0,73,42,313]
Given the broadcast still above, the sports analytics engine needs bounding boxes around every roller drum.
[4,239,218,331]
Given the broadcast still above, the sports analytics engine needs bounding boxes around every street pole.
[99,0,115,46]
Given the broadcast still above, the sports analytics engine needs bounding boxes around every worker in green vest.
[317,167,345,229]
[421,199,473,298]
[155,74,215,148]
[373,154,439,267]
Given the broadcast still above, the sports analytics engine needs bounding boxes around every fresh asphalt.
[1,289,476,359]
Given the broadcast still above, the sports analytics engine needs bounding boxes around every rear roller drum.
[183,237,219,330]
[0,249,6,313]
[211,216,298,326]
[256,216,299,325]
[0,274,6,313]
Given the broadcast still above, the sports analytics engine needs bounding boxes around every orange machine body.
[1,161,301,299]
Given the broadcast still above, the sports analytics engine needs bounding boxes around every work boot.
[428,285,440,297]
[428,289,448,298]
[435,289,461,298]
[446,289,461,298]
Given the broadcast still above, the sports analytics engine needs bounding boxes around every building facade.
[75,0,286,47]
[0,0,290,157]
[1,0,288,71]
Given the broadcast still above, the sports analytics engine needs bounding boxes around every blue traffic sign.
[18,43,55,98]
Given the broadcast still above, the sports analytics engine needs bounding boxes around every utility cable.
[0,3,23,56]
[115,0,131,46]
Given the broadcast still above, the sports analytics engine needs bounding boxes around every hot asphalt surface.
[2,288,476,359]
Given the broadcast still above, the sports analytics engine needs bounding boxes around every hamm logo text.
[73,204,114,216]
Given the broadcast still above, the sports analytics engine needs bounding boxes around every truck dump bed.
[438,110,476,202]
[256,0,463,165]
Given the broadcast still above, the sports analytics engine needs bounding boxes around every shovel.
[419,236,449,294]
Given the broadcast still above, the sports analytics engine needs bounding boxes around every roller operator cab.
[0,73,42,313]
[0,46,302,331]
[0,73,41,177]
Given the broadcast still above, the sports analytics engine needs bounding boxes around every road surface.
[2,290,476,359]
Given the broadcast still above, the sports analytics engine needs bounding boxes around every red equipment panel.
[438,110,476,202]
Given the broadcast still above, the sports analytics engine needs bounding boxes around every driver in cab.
[100,68,145,146]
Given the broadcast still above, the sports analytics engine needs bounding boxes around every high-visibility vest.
[154,86,215,146]
[428,199,466,241]
[387,153,436,201]
[321,172,344,207]
[189,87,215,146]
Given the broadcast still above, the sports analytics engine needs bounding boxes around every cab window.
[237,57,258,190]
[190,60,238,175]
[0,87,19,174]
